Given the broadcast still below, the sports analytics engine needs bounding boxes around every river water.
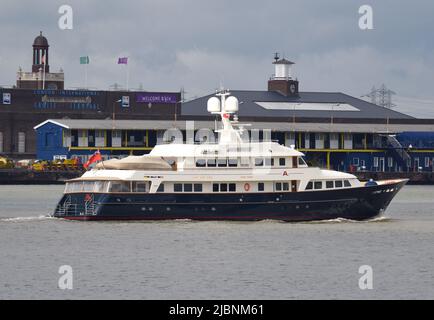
[0,184,433,299]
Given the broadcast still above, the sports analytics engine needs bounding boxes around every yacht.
[53,90,407,221]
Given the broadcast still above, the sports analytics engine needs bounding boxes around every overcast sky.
[0,0,433,115]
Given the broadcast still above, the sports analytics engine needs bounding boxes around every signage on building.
[32,89,101,110]
[121,96,130,108]
[2,93,11,104]
[136,93,177,104]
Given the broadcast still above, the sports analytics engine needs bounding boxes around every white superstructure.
[65,90,361,195]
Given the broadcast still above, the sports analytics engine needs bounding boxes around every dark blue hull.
[53,180,407,221]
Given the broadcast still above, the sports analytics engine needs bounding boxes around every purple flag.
[118,57,128,64]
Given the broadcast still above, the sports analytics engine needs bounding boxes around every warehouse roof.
[34,119,434,133]
[181,90,414,120]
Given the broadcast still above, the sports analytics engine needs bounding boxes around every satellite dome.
[225,96,239,112]
[207,97,221,113]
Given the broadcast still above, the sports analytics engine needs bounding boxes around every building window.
[112,130,122,147]
[388,157,393,168]
[258,182,264,191]
[63,130,71,147]
[18,132,25,153]
[373,157,379,168]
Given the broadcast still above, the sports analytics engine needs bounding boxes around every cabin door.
[291,180,297,192]
[292,157,298,168]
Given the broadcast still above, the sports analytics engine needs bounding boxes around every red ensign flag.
[83,150,102,169]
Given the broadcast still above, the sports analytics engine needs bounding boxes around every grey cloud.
[1,0,433,104]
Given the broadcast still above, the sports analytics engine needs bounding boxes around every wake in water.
[0,215,55,223]
[300,215,391,224]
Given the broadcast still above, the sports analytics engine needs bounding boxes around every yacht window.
[207,159,216,167]
[314,181,322,190]
[258,182,264,191]
[228,158,238,167]
[264,158,274,166]
[83,181,95,192]
[326,181,334,189]
[335,180,343,188]
[65,182,75,193]
[184,184,193,192]
[110,181,130,193]
[217,159,227,167]
[196,159,206,167]
[73,182,83,192]
[344,180,351,187]
[229,183,236,192]
[275,182,282,191]
[279,158,285,166]
[239,157,250,167]
[305,181,313,190]
[157,183,165,192]
[283,183,289,191]
[133,182,147,193]
[92,181,102,192]
[220,183,228,192]
[194,184,202,192]
[255,158,264,166]
[298,157,307,166]
[174,183,183,192]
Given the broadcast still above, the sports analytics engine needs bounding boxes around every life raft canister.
[244,183,250,191]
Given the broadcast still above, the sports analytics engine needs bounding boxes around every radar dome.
[225,96,239,113]
[207,97,221,112]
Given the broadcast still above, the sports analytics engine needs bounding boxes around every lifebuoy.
[244,183,250,191]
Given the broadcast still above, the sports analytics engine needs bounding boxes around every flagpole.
[42,60,46,90]
[85,63,88,89]
[126,57,129,91]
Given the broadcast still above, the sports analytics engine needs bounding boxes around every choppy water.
[0,184,433,299]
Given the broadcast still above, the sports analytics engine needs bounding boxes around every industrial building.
[3,32,434,174]
[0,32,181,159]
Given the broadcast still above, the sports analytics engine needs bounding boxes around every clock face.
[289,84,296,93]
